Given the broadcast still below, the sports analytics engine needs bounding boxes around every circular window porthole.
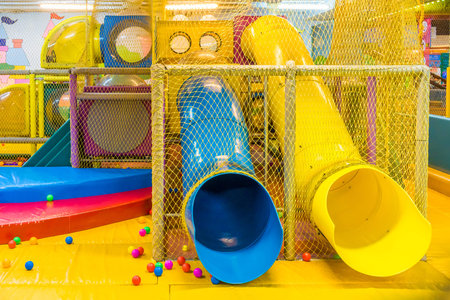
[199,32,221,52]
[169,32,191,54]
[109,19,152,66]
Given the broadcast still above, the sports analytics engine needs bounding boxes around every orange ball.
[182,263,191,273]
[132,275,141,286]
[137,216,146,224]
[29,237,38,245]
[147,263,155,273]
[2,258,11,268]
[137,246,144,256]
[17,162,23,167]
[177,256,186,266]
[8,240,16,249]
[302,252,311,262]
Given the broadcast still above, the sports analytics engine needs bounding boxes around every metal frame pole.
[151,64,166,261]
[284,60,296,260]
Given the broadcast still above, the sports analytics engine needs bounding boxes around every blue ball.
[65,236,73,245]
[25,261,34,270]
[154,266,163,277]
[211,276,220,285]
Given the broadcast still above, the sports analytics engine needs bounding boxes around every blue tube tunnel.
[178,76,283,284]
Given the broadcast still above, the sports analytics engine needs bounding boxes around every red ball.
[149,209,152,215]
[147,263,155,273]
[8,240,16,249]
[182,263,191,273]
[132,275,141,286]
[138,247,144,256]
[302,252,311,262]
[177,256,186,266]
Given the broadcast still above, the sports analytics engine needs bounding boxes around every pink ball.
[164,260,173,270]
[193,268,202,278]
[139,229,146,237]
[131,249,140,258]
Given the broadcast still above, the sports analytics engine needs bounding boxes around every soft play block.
[0,167,152,203]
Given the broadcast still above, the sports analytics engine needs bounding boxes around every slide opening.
[318,166,431,276]
[327,169,399,249]
[193,173,271,252]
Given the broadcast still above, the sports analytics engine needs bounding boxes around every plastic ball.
[139,229,146,237]
[65,236,73,245]
[211,276,220,285]
[17,162,23,167]
[8,240,16,249]
[131,249,140,258]
[132,275,141,286]
[333,254,340,259]
[137,247,144,255]
[13,237,21,245]
[147,263,155,273]
[127,246,135,254]
[154,267,163,277]
[2,258,11,268]
[25,261,34,270]
[193,268,203,278]
[164,260,173,270]
[137,216,146,224]
[302,252,311,262]
[29,237,38,245]
[144,226,151,234]
[149,209,152,215]
[0,161,4,166]
[46,194,54,202]
[177,256,186,266]
[155,262,163,269]
[182,245,188,252]
[182,263,191,273]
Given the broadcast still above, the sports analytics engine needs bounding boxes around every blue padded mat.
[0,167,152,203]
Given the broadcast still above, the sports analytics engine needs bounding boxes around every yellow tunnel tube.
[241,15,431,277]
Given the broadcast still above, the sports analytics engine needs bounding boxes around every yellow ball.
[2,258,11,268]
[182,245,188,252]
[137,216,146,224]
[29,237,38,245]
[128,246,135,254]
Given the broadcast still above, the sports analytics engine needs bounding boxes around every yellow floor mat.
[1,190,449,299]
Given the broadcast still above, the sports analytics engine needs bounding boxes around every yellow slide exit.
[241,15,431,277]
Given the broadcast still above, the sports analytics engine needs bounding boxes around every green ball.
[333,254,340,259]
[46,194,54,201]
[155,262,163,269]
[13,237,21,245]
[277,211,283,218]
[144,226,151,234]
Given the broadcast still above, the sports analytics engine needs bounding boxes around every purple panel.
[367,77,377,165]
[79,85,152,157]
[233,16,260,65]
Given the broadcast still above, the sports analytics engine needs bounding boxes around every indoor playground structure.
[0,0,449,298]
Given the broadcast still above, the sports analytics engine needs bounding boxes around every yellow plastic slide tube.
[241,15,431,277]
